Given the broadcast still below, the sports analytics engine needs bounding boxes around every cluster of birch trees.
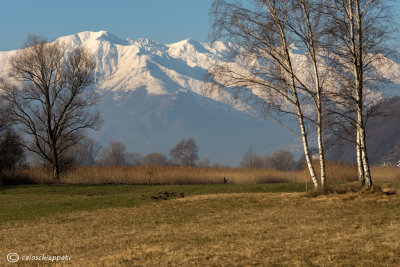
[207,0,395,189]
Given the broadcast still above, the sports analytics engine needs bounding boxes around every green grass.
[0,183,309,224]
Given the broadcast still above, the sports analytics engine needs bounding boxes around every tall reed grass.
[16,166,304,185]
[4,161,397,185]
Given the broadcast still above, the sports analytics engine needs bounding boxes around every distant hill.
[325,96,400,166]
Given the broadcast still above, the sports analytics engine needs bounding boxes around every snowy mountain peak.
[76,30,110,42]
[47,31,245,102]
[169,38,207,51]
[58,30,129,47]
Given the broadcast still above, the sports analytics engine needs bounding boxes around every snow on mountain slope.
[58,31,235,98]
[0,31,302,165]
[1,31,399,165]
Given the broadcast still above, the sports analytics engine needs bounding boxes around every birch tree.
[0,35,101,181]
[208,0,329,187]
[287,0,330,186]
[325,0,395,188]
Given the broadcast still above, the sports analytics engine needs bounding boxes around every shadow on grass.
[306,183,397,197]
[0,173,39,186]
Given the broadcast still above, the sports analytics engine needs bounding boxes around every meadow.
[1,164,400,266]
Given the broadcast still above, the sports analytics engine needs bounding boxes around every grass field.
[1,182,400,266]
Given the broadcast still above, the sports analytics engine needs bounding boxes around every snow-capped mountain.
[0,31,307,165]
[1,31,400,165]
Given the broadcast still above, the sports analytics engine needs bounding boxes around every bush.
[0,129,25,175]
[142,153,167,166]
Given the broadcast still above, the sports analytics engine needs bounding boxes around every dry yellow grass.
[371,166,400,181]
[13,161,399,185]
[18,165,307,184]
[1,191,399,266]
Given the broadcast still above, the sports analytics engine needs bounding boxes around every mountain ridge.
[1,30,400,166]
[0,31,299,165]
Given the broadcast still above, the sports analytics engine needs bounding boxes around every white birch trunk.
[297,110,320,188]
[301,0,327,187]
[356,131,365,186]
[360,127,372,188]
[268,3,320,188]
[313,59,326,187]
[317,119,326,187]
[355,0,372,188]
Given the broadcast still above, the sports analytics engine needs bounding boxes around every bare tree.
[126,152,142,166]
[97,141,129,166]
[325,0,395,188]
[142,153,167,166]
[197,157,211,168]
[208,0,323,187]
[170,138,199,167]
[239,147,264,168]
[265,149,296,171]
[70,137,102,166]
[0,35,101,181]
[287,0,331,186]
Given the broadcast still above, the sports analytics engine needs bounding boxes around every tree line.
[240,148,299,170]
[207,0,396,189]
[94,138,201,167]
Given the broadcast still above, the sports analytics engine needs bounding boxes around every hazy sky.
[1,0,399,51]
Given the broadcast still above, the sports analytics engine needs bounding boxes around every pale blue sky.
[0,0,399,51]
[0,0,214,51]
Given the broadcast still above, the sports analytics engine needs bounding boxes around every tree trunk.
[317,120,326,187]
[297,111,320,188]
[301,0,326,187]
[52,164,60,182]
[355,88,372,188]
[356,131,365,186]
[349,0,365,187]
[314,65,326,187]
[355,0,372,189]
[277,19,320,188]
[51,144,60,182]
[360,127,372,188]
